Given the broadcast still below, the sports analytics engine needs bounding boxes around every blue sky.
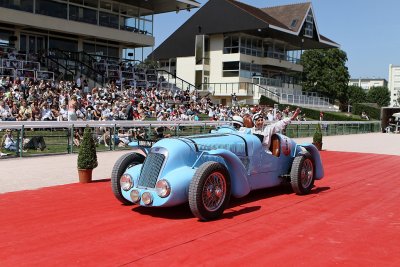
[153,0,400,80]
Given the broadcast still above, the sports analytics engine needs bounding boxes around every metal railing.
[0,120,381,159]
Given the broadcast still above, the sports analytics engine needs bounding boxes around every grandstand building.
[0,0,200,84]
[150,0,339,109]
[0,0,199,59]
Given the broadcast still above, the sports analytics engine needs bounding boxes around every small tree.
[313,123,323,150]
[77,126,98,170]
[366,86,390,107]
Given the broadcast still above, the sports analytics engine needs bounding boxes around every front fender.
[206,149,251,198]
[296,144,324,180]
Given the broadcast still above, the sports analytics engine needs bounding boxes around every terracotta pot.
[78,169,93,183]
[313,142,323,151]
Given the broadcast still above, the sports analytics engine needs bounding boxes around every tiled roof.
[226,0,289,30]
[261,2,311,32]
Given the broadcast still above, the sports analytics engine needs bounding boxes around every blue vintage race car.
[111,128,324,221]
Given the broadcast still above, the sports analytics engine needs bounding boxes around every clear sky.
[153,0,400,81]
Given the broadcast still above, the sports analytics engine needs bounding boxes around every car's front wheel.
[290,152,315,195]
[111,152,145,205]
[189,161,231,221]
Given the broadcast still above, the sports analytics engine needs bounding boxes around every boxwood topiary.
[77,126,98,170]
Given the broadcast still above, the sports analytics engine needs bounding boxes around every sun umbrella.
[392,112,400,118]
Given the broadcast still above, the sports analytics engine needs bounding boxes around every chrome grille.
[138,153,165,188]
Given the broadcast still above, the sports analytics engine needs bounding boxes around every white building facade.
[349,78,388,90]
[150,0,339,110]
[388,64,400,107]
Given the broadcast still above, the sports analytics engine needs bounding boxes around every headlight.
[156,179,171,198]
[142,192,153,205]
[120,174,133,191]
[130,190,140,203]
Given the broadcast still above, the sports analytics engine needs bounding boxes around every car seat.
[269,134,280,157]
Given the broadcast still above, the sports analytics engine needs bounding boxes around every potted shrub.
[313,123,323,151]
[77,126,98,183]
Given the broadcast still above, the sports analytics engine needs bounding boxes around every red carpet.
[1,151,400,266]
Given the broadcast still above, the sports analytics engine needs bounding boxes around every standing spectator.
[319,111,324,121]
[68,95,77,121]
[76,75,82,90]
[231,93,238,106]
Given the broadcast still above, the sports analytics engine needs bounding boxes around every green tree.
[366,86,390,107]
[301,48,350,111]
[348,85,367,105]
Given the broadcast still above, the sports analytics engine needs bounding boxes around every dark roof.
[149,0,339,60]
[226,0,289,30]
[261,2,311,32]
[113,0,200,15]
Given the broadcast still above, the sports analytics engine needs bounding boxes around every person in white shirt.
[41,103,54,121]
[252,107,300,152]
[2,129,17,151]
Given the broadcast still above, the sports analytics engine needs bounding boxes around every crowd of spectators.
[0,73,303,125]
[1,46,304,126]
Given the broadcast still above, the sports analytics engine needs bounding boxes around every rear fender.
[206,149,251,198]
[296,144,324,179]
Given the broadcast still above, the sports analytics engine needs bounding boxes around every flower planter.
[312,142,323,151]
[78,169,93,183]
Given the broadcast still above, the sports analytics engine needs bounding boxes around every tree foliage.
[301,48,350,111]
[366,86,390,107]
[348,85,367,105]
[77,126,98,170]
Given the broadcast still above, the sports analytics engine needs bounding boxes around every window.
[35,0,67,19]
[223,35,239,54]
[290,19,298,28]
[223,61,239,77]
[304,10,314,38]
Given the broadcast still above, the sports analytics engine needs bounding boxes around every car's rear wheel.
[111,152,145,205]
[189,161,231,221]
[290,152,314,195]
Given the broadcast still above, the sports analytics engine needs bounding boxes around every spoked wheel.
[111,152,145,204]
[189,162,231,221]
[290,152,315,195]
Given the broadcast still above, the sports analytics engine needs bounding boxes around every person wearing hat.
[252,107,301,152]
[231,115,244,130]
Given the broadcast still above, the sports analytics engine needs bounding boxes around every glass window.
[69,5,97,25]
[223,61,239,77]
[35,0,67,19]
[99,11,119,29]
[84,0,98,8]
[0,0,33,12]
[49,37,77,52]
[0,29,13,46]
[100,1,112,11]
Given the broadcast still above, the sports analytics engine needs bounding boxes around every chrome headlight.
[142,192,153,205]
[120,174,133,191]
[156,179,171,198]
[130,190,140,203]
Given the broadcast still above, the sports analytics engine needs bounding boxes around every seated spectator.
[73,129,83,147]
[23,136,47,151]
[155,126,171,139]
[361,111,369,120]
[2,129,17,151]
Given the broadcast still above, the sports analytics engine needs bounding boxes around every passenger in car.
[252,107,300,151]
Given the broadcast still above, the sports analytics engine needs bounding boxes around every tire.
[189,161,231,221]
[111,152,145,205]
[290,152,315,195]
